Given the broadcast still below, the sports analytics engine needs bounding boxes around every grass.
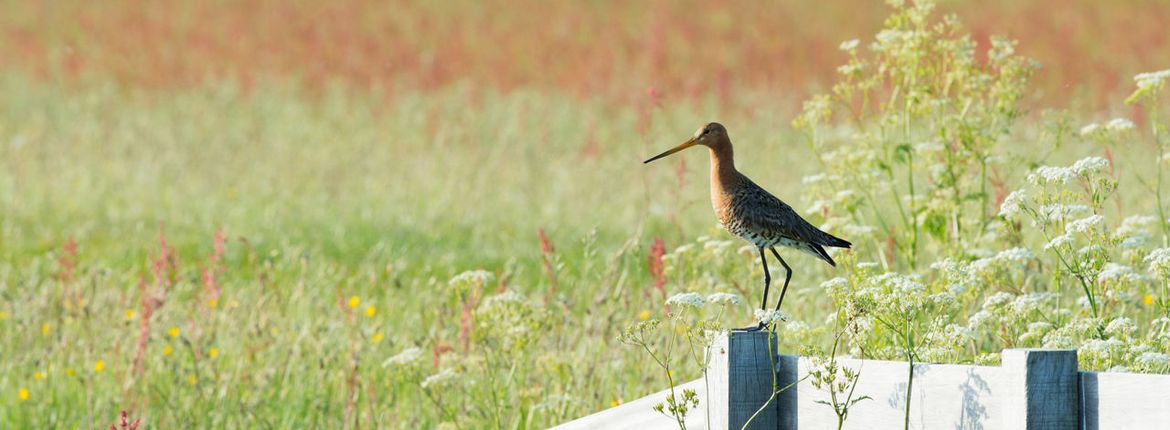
[2,0,1169,428]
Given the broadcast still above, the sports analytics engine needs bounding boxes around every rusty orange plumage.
[645,122,850,326]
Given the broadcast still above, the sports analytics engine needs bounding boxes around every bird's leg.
[770,248,793,312]
[746,247,770,331]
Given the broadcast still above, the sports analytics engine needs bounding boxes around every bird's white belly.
[733,229,800,249]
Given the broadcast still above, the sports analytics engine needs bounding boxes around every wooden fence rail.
[555,330,1170,430]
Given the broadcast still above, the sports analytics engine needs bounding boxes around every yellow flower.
[1144,294,1155,306]
[125,310,135,321]
[168,327,181,338]
[371,332,384,343]
[348,296,360,309]
[164,345,173,356]
[228,299,240,309]
[0,310,9,320]
[610,399,622,407]
[365,305,376,317]
[66,368,75,377]
[33,371,45,381]
[18,388,29,401]
[208,299,218,309]
[638,310,651,321]
[41,323,50,336]
[94,360,105,373]
[187,374,197,385]
[208,347,219,359]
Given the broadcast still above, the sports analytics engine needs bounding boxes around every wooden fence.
[555,331,1170,429]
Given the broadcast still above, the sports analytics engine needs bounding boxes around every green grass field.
[2,0,1170,428]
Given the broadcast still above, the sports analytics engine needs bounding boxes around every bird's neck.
[708,144,738,184]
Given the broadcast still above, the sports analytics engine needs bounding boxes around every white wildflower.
[995,247,1034,263]
[1028,166,1076,185]
[383,347,423,368]
[983,292,1015,308]
[1044,233,1075,250]
[820,277,849,292]
[1067,214,1104,234]
[754,309,788,325]
[706,292,741,306]
[1107,366,1131,373]
[421,369,458,389]
[856,262,880,270]
[1134,69,1170,89]
[802,173,828,184]
[839,39,860,51]
[665,292,705,308]
[1105,317,1137,337]
[449,270,494,287]
[1071,157,1110,176]
[673,244,696,254]
[1011,293,1058,313]
[1097,263,1143,284]
[1038,204,1091,222]
[484,291,526,306]
[999,189,1028,219]
[1145,248,1170,276]
[1136,352,1170,368]
[837,63,864,75]
[1105,118,1135,132]
[703,240,732,251]
[1120,235,1149,249]
[1079,123,1101,137]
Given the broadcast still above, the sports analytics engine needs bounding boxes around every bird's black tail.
[809,232,851,267]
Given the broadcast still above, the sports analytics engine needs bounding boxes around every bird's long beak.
[643,137,698,164]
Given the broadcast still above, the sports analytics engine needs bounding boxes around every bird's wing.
[732,179,846,247]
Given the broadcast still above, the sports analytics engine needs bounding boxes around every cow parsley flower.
[1105,317,1137,337]
[706,293,741,306]
[1136,352,1170,368]
[449,270,494,287]
[1145,248,1170,276]
[1105,118,1135,132]
[665,292,705,308]
[1067,214,1104,234]
[754,309,788,325]
[1135,69,1170,89]
[839,39,860,51]
[383,347,423,368]
[1079,123,1101,137]
[998,189,1028,219]
[1044,233,1074,250]
[421,369,458,389]
[1097,263,1143,284]
[1071,157,1110,176]
[1028,166,1076,184]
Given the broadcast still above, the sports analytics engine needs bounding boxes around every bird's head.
[644,122,730,164]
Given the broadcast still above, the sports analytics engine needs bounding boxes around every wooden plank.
[1001,349,1079,430]
[708,330,785,429]
[551,379,708,430]
[794,358,1003,429]
[1081,370,1170,430]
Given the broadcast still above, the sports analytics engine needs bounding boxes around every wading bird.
[644,123,851,329]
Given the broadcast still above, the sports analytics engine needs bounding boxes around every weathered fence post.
[1001,349,1079,430]
[708,330,798,430]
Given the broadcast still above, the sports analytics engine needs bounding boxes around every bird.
[644,122,851,330]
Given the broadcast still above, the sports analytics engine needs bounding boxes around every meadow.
[2,0,1170,428]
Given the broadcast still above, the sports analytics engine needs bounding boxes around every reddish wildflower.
[432,342,455,368]
[109,410,141,430]
[55,238,78,284]
[201,229,226,307]
[537,228,558,299]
